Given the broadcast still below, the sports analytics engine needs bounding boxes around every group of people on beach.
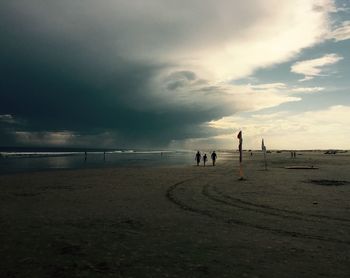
[195,151,217,166]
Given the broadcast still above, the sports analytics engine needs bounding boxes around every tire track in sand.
[166,179,350,245]
[210,185,350,225]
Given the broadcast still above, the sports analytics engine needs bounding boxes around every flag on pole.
[237,131,243,163]
[237,130,242,141]
[262,138,266,151]
[237,131,244,179]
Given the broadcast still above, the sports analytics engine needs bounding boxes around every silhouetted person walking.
[211,151,217,166]
[195,151,201,166]
[84,151,87,161]
[203,154,207,166]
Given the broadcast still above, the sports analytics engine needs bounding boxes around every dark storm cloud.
[1,50,221,147]
[0,37,226,147]
[0,0,251,147]
[165,71,197,91]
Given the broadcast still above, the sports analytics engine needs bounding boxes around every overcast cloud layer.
[0,0,346,148]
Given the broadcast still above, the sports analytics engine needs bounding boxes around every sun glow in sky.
[1,0,350,149]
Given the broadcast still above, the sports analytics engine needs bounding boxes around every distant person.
[250,151,253,157]
[103,151,106,160]
[84,151,87,161]
[211,151,217,166]
[195,151,201,166]
[203,154,208,166]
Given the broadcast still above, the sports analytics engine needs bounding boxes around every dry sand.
[1,151,350,277]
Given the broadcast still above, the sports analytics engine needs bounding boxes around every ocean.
[0,149,232,174]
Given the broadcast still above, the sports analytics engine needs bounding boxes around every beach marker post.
[262,138,267,170]
[237,131,244,180]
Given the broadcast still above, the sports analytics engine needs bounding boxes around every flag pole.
[262,138,267,171]
[237,131,244,180]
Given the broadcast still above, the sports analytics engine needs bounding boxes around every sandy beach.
[1,151,350,277]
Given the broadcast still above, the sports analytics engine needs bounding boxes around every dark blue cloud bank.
[0,1,241,148]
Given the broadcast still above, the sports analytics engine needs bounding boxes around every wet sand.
[1,151,350,277]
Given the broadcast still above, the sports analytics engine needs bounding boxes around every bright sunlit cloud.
[178,0,335,80]
[290,87,325,93]
[290,53,343,81]
[329,20,350,41]
[247,83,325,94]
[206,105,350,149]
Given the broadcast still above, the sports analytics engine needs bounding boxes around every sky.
[1,0,350,150]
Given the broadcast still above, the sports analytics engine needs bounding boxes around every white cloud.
[206,105,350,149]
[9,0,335,81]
[290,53,343,81]
[248,82,325,94]
[162,78,328,120]
[249,83,287,91]
[247,83,324,94]
[329,21,350,41]
[155,73,300,114]
[156,74,327,118]
[290,87,325,93]
[186,0,336,80]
